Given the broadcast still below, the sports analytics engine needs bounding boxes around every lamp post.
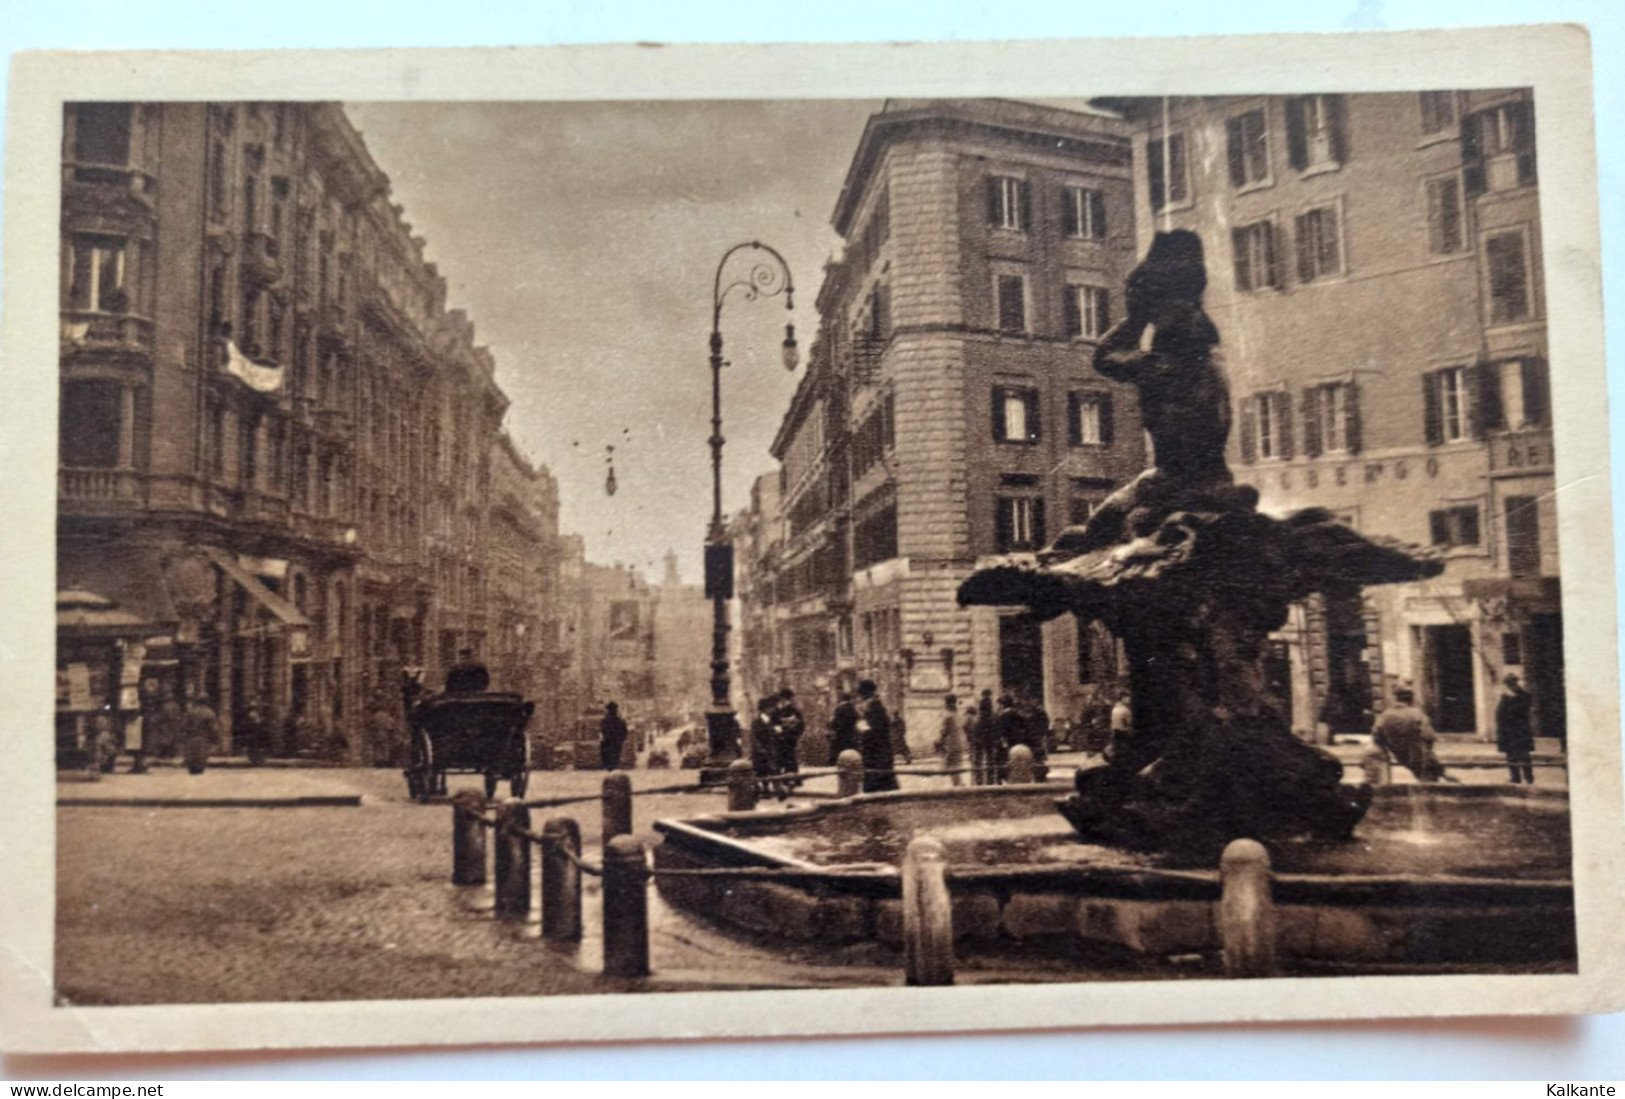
[701,241,798,779]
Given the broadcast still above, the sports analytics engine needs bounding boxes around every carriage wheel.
[405,730,429,800]
[419,737,438,801]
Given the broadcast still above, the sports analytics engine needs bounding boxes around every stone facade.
[55,101,562,765]
[1107,91,1560,742]
[749,100,1146,749]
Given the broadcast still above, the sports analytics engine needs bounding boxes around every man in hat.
[1371,686,1452,783]
[827,689,860,765]
[599,701,629,772]
[444,647,490,694]
[855,679,898,793]
[1496,673,1536,784]
[773,688,805,774]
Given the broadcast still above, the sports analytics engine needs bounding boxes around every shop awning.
[203,547,311,629]
[56,543,178,636]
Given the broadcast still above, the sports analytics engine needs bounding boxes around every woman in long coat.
[856,680,898,793]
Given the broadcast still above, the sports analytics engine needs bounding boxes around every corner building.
[1104,91,1561,741]
[55,102,562,764]
[767,100,1146,746]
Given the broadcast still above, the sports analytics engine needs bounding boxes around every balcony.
[241,231,283,286]
[60,311,156,360]
[237,489,292,527]
[59,467,144,507]
[62,162,157,223]
[317,301,350,345]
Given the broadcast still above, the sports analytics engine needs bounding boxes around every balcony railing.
[59,467,143,504]
[241,230,284,285]
[60,311,156,359]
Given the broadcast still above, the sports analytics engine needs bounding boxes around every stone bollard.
[492,798,533,921]
[602,772,633,841]
[901,836,955,986]
[1360,749,1392,786]
[836,750,863,798]
[540,816,583,942]
[726,758,757,812]
[1007,744,1035,784]
[451,789,488,887]
[1219,838,1278,978]
[602,835,651,978]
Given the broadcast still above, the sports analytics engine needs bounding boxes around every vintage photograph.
[4,31,1620,1053]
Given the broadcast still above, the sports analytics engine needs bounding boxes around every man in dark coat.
[750,695,779,776]
[599,701,629,772]
[773,688,805,774]
[970,688,997,784]
[856,679,898,793]
[827,691,860,765]
[1496,674,1536,784]
[1021,696,1051,771]
[993,694,1025,784]
[444,648,490,694]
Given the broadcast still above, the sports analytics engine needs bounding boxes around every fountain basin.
[651,784,1576,973]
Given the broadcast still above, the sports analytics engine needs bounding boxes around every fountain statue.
[958,230,1446,857]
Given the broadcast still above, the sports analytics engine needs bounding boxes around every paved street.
[56,739,1567,1006]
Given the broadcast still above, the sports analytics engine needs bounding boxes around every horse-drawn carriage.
[402,682,536,801]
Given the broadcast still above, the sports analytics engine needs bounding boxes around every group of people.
[930,690,1054,787]
[1364,674,1541,786]
[749,688,807,777]
[825,680,902,793]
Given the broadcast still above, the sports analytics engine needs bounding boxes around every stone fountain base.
[652,784,1576,973]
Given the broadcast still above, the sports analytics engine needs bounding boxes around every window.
[1067,391,1114,446]
[1064,284,1110,340]
[1486,230,1531,324]
[1424,365,1479,445]
[209,140,229,222]
[995,273,1028,334]
[1285,95,1347,171]
[1232,220,1281,292]
[1147,132,1189,212]
[1302,381,1361,456]
[1226,109,1271,188]
[1505,496,1541,578]
[59,380,123,468]
[986,175,1029,232]
[1294,205,1343,283]
[1428,504,1481,548]
[72,104,131,165]
[868,283,891,342]
[995,495,1047,553]
[1427,175,1466,255]
[1062,185,1107,240]
[992,386,1040,444]
[1419,91,1458,136]
[1240,391,1293,462]
[1493,359,1550,429]
[65,235,128,313]
[1462,101,1536,194]
[854,497,898,569]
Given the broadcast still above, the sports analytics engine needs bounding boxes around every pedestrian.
[934,693,968,787]
[827,690,860,765]
[93,709,120,774]
[1496,674,1536,785]
[970,688,996,785]
[181,693,219,776]
[1022,695,1052,772]
[1106,690,1134,764]
[1371,686,1454,783]
[599,700,629,772]
[994,694,1024,783]
[773,688,805,774]
[855,679,898,793]
[239,700,269,767]
[891,710,913,766]
[152,692,182,759]
[749,695,778,776]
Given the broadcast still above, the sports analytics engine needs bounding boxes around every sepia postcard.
[2,27,1622,1055]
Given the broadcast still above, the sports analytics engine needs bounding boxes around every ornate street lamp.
[701,241,797,777]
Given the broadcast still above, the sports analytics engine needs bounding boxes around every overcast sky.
[343,100,882,584]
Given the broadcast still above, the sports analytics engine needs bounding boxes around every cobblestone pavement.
[56,745,1569,1005]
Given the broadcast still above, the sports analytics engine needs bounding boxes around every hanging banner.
[222,338,286,394]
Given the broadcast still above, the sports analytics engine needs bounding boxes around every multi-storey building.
[487,432,564,725]
[728,472,784,712]
[756,99,1147,746]
[651,552,712,728]
[55,101,562,763]
[1101,91,1560,741]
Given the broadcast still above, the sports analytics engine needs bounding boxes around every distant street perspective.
[55,92,1575,1003]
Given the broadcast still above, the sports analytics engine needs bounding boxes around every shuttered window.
[996,274,1028,334]
[1062,185,1107,240]
[995,496,1047,553]
[992,386,1041,444]
[1301,382,1362,456]
[1147,132,1189,212]
[1294,205,1343,283]
[1067,391,1114,447]
[1063,285,1110,340]
[1232,221,1281,292]
[1239,391,1293,463]
[1427,176,1465,255]
[1285,95,1348,171]
[1226,109,1271,188]
[1486,231,1532,324]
